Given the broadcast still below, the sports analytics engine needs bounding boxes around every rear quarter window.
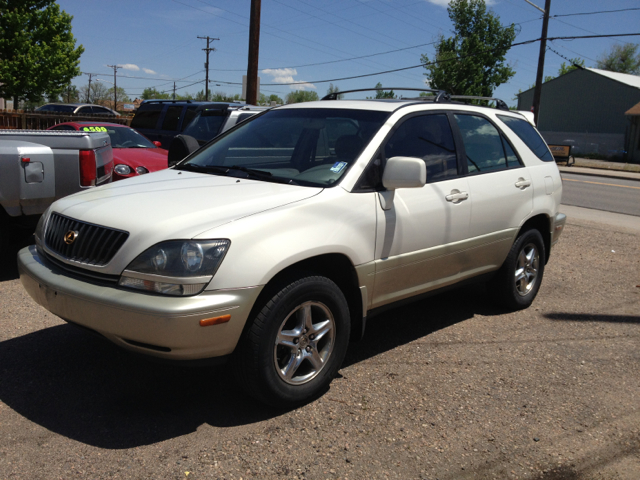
[131,105,163,130]
[497,115,554,162]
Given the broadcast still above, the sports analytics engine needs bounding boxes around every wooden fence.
[0,111,132,130]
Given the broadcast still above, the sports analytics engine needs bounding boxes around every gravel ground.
[0,218,638,480]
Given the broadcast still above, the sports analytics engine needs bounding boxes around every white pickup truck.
[0,130,113,248]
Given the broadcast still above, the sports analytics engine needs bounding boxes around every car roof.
[277,99,430,112]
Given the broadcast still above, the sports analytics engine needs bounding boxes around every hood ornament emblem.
[64,230,79,245]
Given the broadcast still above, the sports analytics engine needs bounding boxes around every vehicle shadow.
[0,234,34,282]
[544,312,640,324]
[0,285,497,449]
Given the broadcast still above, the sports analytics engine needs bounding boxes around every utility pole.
[198,36,219,101]
[85,73,92,103]
[173,82,176,100]
[531,0,551,126]
[246,0,261,105]
[107,64,121,112]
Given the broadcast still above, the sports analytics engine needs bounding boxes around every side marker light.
[199,314,231,327]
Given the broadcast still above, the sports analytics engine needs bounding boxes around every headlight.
[114,164,132,175]
[135,166,149,174]
[118,239,230,296]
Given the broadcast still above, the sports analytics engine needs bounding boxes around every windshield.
[178,108,390,187]
[181,109,228,144]
[81,126,156,148]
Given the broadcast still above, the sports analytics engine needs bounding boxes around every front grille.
[42,250,121,284]
[44,212,129,266]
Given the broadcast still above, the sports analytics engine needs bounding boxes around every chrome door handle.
[445,189,469,203]
[515,178,531,190]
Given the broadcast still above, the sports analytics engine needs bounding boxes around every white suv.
[18,89,566,406]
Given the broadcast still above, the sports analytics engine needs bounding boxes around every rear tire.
[491,228,545,310]
[234,276,350,407]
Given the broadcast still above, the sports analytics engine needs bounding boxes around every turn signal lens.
[199,315,231,327]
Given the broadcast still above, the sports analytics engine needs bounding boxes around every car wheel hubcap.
[515,242,539,297]
[274,301,335,385]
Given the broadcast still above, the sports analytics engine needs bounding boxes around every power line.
[207,41,440,72]
[552,7,640,18]
[208,33,640,88]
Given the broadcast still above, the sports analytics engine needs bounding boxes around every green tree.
[79,82,110,104]
[107,87,130,103]
[0,0,84,103]
[421,0,516,96]
[326,83,344,99]
[373,82,395,99]
[596,44,640,74]
[558,57,585,75]
[285,90,319,104]
[141,87,170,100]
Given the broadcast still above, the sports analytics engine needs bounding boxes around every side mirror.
[153,141,162,148]
[382,156,426,190]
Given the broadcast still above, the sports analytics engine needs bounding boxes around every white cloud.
[120,64,140,71]
[262,68,316,91]
[142,68,157,75]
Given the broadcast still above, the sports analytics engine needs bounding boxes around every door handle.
[515,178,531,190]
[445,189,469,203]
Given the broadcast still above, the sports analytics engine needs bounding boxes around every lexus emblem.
[64,230,79,245]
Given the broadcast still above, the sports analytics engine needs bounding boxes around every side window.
[77,107,93,115]
[181,106,199,131]
[385,113,458,182]
[454,114,507,174]
[161,106,183,131]
[93,107,112,115]
[497,115,554,162]
[502,138,521,168]
[131,105,163,129]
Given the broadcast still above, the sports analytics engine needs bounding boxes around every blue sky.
[59,0,640,106]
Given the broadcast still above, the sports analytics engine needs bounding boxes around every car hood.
[113,147,168,171]
[51,169,322,241]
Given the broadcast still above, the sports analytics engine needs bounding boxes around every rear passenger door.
[452,113,533,273]
[372,112,471,308]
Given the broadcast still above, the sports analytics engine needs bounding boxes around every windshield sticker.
[82,126,108,132]
[330,161,347,173]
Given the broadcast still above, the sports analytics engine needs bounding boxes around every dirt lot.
[0,215,638,480]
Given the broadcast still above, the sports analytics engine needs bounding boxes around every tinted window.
[93,107,113,115]
[498,115,554,162]
[77,107,93,114]
[502,138,521,168]
[237,113,255,123]
[131,105,163,129]
[182,109,228,143]
[455,115,507,174]
[181,106,199,131]
[161,106,183,131]
[181,108,389,188]
[385,114,458,182]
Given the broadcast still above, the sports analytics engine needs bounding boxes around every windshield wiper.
[174,163,230,174]
[228,165,272,178]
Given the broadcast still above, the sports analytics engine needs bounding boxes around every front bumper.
[551,212,567,248]
[18,245,262,360]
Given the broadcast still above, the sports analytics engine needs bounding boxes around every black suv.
[130,100,268,150]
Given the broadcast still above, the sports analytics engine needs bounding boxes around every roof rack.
[141,99,193,104]
[449,95,510,111]
[321,87,450,102]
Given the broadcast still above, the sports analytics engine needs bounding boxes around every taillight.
[79,149,96,186]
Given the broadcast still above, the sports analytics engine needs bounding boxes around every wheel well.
[241,253,364,345]
[519,214,551,263]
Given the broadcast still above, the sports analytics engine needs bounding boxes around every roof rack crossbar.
[448,95,509,111]
[321,87,448,101]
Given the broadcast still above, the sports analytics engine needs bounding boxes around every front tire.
[234,276,350,406]
[492,228,545,310]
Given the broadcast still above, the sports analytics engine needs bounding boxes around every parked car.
[35,103,120,116]
[48,122,168,181]
[0,129,113,249]
[130,100,268,163]
[18,89,566,407]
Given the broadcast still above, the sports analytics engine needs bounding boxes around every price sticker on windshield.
[330,161,347,173]
[82,126,108,132]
